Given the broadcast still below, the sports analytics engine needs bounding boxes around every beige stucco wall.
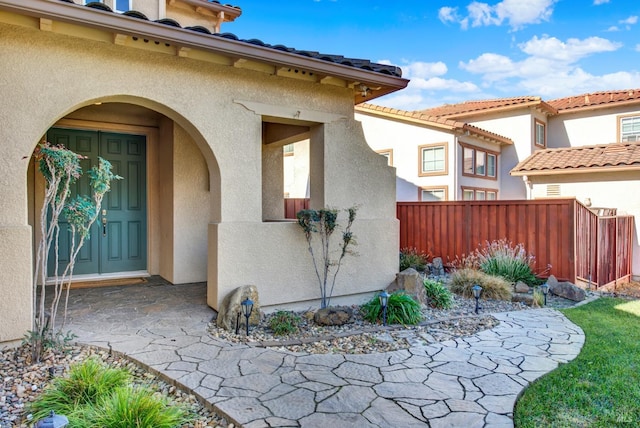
[0,19,397,341]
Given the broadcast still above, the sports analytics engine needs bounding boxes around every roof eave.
[511,165,640,176]
[556,98,640,114]
[439,100,558,119]
[0,0,408,102]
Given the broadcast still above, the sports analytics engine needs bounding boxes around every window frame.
[419,186,448,201]
[534,118,546,148]
[618,114,640,142]
[376,149,393,166]
[461,186,498,200]
[460,143,498,180]
[418,143,448,177]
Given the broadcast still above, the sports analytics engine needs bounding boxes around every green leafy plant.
[268,311,301,336]
[88,386,192,428]
[399,247,429,272]
[28,357,192,428]
[459,239,537,286]
[296,207,357,308]
[448,268,512,301]
[31,143,121,362]
[361,292,423,325]
[28,357,130,422]
[423,278,453,309]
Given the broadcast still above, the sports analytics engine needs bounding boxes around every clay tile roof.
[418,96,557,118]
[64,0,402,78]
[548,89,640,113]
[356,103,513,145]
[510,142,640,176]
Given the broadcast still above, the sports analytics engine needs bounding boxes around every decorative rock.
[431,257,446,277]
[216,285,262,331]
[547,275,586,302]
[395,268,428,305]
[514,281,530,293]
[511,293,534,306]
[314,306,354,326]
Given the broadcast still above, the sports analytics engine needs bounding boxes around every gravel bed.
[209,294,535,355]
[0,345,232,428]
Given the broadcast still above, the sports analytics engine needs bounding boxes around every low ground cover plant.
[423,278,453,309]
[268,311,301,336]
[448,268,512,301]
[514,298,640,426]
[28,357,192,427]
[361,292,423,325]
[399,247,429,272]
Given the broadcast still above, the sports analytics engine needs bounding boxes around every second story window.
[534,119,546,148]
[462,144,497,179]
[620,115,640,142]
[376,149,393,166]
[419,144,447,176]
[114,0,131,12]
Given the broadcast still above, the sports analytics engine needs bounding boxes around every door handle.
[102,216,107,236]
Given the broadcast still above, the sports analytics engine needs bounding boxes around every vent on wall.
[546,184,561,197]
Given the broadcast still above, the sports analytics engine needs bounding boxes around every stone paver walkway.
[65,280,585,427]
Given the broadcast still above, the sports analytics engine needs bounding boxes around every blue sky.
[225,0,639,110]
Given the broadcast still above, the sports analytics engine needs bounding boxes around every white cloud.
[439,0,557,30]
[519,35,621,62]
[636,44,640,52]
[593,0,610,4]
[620,16,638,25]
[606,25,620,32]
[402,61,448,79]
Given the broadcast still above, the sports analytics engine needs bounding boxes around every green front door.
[47,128,147,276]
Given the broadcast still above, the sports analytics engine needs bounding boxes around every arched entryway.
[28,99,221,292]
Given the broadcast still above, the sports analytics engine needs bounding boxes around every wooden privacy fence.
[284,198,309,220]
[397,199,634,288]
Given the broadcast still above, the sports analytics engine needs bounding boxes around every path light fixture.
[241,297,254,336]
[541,282,549,306]
[472,284,483,314]
[36,411,69,428]
[378,290,390,326]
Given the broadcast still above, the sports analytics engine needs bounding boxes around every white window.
[462,144,497,179]
[535,119,546,147]
[487,154,496,178]
[462,187,497,200]
[621,116,640,142]
[283,144,294,156]
[420,145,446,175]
[421,187,447,201]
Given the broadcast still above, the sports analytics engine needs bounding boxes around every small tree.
[30,143,120,361]
[296,207,357,308]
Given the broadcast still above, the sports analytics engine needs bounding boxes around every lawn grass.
[514,297,640,427]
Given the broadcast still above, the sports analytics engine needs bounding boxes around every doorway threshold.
[45,271,150,287]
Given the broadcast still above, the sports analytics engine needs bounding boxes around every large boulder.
[314,306,353,326]
[216,285,262,332]
[547,275,586,302]
[395,268,428,305]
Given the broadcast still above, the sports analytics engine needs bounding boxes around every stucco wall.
[0,20,398,341]
[530,173,640,277]
[548,105,640,148]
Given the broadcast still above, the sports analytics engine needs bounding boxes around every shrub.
[460,239,537,286]
[532,287,545,308]
[28,357,192,428]
[268,311,301,336]
[28,357,130,422]
[89,386,192,428]
[399,247,429,272]
[361,292,423,325]
[423,278,453,309]
[448,268,512,301]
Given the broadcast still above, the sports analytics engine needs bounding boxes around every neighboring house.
[357,90,640,278]
[355,104,513,201]
[511,90,640,277]
[0,0,408,343]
